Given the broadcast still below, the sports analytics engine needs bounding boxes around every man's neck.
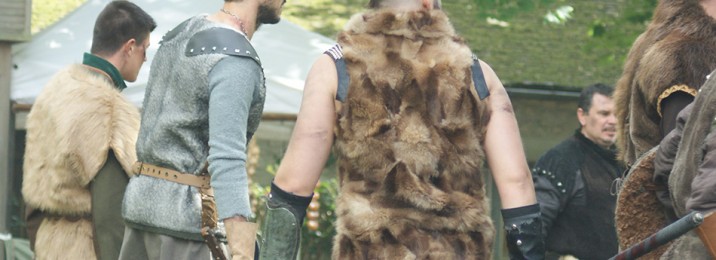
[216,1,258,39]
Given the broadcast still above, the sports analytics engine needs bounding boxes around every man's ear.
[123,38,137,55]
[577,108,586,126]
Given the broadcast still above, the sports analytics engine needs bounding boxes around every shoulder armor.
[532,140,583,195]
[185,27,261,65]
[531,166,575,195]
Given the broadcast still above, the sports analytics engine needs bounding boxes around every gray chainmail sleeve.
[207,56,263,220]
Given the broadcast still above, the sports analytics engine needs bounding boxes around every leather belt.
[132,162,211,189]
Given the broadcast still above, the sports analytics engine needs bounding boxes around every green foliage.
[442,0,658,88]
[297,179,339,259]
[282,0,366,38]
[32,0,87,34]
[472,0,557,21]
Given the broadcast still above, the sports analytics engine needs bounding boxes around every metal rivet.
[562,189,567,193]
[190,49,194,53]
[212,46,216,51]
[223,47,227,51]
[557,182,563,187]
[235,49,240,52]
[246,50,251,54]
[201,47,205,51]
[512,224,517,228]
[516,240,522,246]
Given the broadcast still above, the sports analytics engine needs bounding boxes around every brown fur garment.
[22,64,140,259]
[332,9,494,259]
[614,0,716,165]
[615,147,670,259]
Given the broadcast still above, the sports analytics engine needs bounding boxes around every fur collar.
[343,9,457,40]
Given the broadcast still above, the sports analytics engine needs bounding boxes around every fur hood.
[333,9,494,259]
[22,64,139,215]
[614,0,716,164]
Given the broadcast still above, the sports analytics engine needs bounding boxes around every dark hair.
[578,83,614,114]
[368,0,441,9]
[91,0,156,55]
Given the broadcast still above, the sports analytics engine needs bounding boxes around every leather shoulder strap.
[328,46,489,102]
[471,54,490,100]
[325,44,350,102]
[185,27,261,66]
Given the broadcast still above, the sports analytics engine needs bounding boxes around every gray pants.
[118,226,210,260]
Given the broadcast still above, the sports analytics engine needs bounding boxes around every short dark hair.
[368,0,441,9]
[578,83,614,114]
[91,0,156,55]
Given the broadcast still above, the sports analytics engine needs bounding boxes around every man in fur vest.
[259,0,544,259]
[613,0,716,257]
[119,0,286,259]
[614,0,716,167]
[21,1,156,259]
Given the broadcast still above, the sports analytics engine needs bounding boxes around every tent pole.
[0,42,12,234]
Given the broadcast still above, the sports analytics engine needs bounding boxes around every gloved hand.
[224,218,258,260]
[502,203,545,260]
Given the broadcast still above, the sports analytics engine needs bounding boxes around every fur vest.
[614,0,716,165]
[332,9,494,259]
[22,64,139,259]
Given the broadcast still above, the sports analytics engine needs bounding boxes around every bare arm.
[273,55,338,197]
[480,60,537,209]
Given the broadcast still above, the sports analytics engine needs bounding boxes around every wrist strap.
[502,203,540,219]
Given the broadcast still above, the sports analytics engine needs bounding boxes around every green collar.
[82,53,127,90]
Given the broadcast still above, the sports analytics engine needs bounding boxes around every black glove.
[502,203,545,260]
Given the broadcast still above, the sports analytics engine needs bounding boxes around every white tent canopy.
[11,0,335,116]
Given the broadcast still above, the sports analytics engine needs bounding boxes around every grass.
[31,0,86,34]
[33,0,654,89]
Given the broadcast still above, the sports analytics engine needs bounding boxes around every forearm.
[273,121,334,196]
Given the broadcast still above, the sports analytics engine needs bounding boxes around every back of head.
[578,83,613,113]
[91,0,157,56]
[367,0,442,9]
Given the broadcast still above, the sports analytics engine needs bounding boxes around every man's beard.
[256,3,281,28]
